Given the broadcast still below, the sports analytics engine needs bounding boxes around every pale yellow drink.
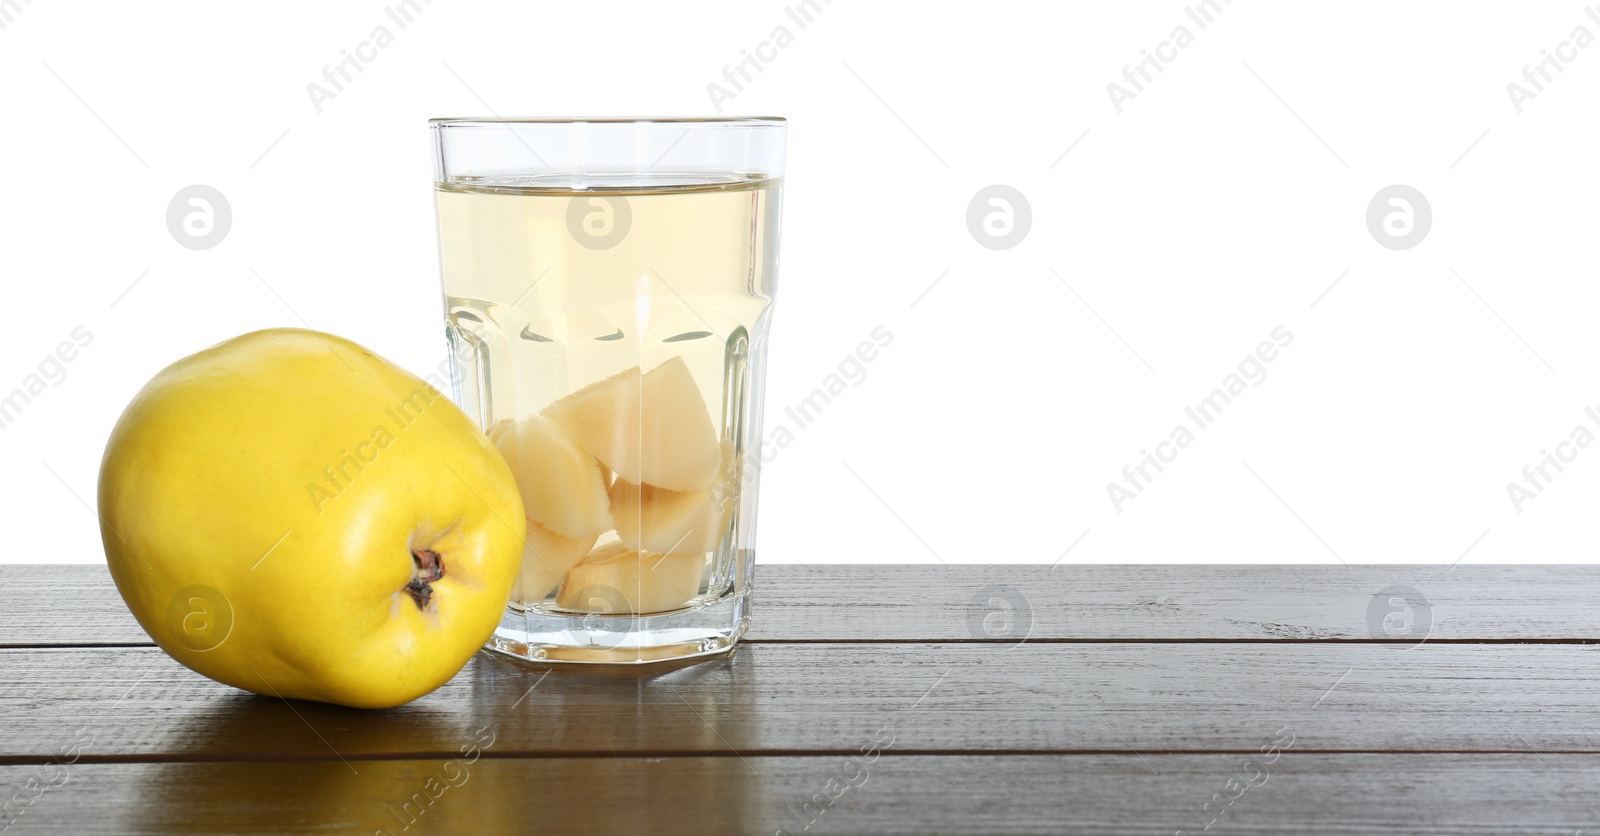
[435,175,780,613]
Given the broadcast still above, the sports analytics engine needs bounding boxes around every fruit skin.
[488,415,613,539]
[543,356,721,492]
[557,542,705,614]
[509,518,597,604]
[98,328,525,710]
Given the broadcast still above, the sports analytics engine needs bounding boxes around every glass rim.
[429,116,785,128]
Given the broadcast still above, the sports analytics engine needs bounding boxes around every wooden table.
[1,564,1596,834]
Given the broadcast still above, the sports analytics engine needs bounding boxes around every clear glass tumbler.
[431,117,785,664]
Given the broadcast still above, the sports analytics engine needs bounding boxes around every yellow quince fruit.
[98,329,524,709]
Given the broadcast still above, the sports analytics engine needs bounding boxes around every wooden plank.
[1,754,1597,834]
[5,564,1599,646]
[756,563,1600,642]
[3,642,1599,760]
[0,566,136,646]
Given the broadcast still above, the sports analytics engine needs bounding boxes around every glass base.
[483,592,749,665]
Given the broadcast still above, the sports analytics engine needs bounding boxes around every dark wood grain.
[2,754,1597,835]
[756,563,1600,642]
[5,563,1598,646]
[5,564,1597,835]
[0,566,134,646]
[3,641,1599,761]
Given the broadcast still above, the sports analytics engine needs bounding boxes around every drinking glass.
[431,117,785,663]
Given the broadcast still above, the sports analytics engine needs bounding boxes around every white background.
[2,1,1597,566]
